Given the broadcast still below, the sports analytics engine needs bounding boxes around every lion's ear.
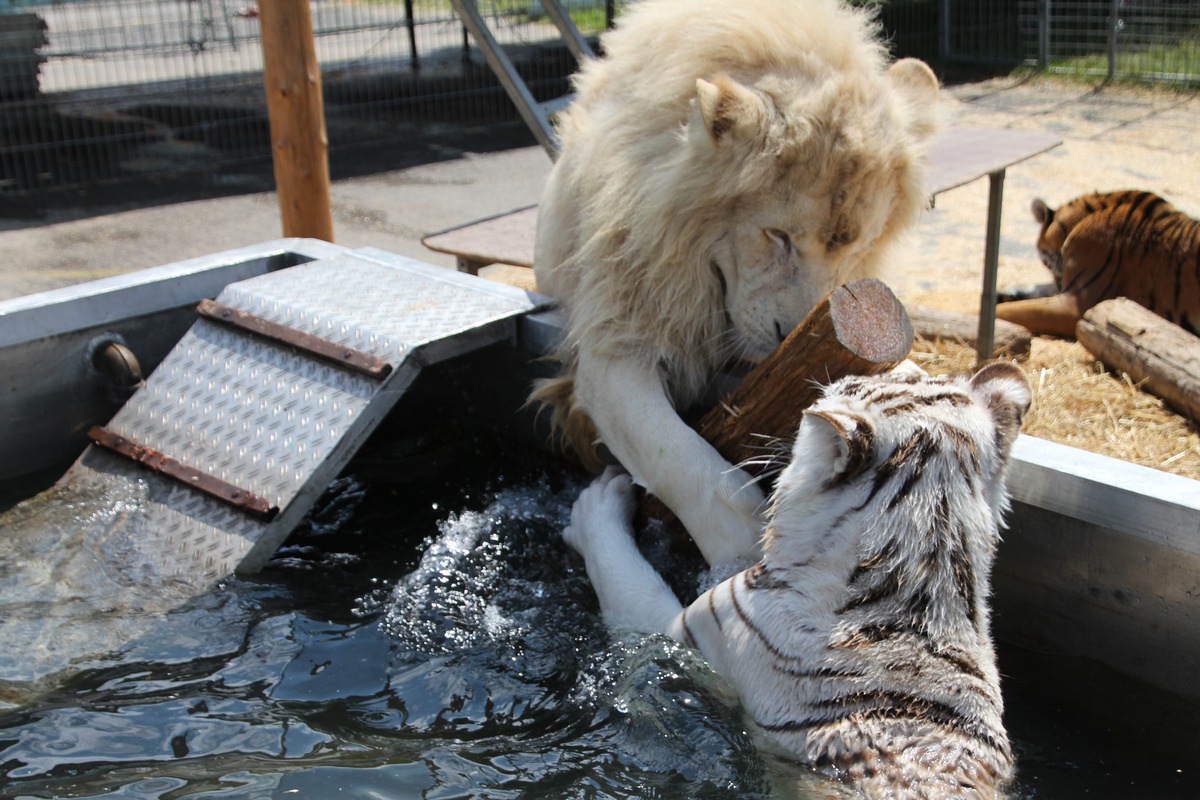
[886,58,938,100]
[884,58,940,141]
[694,75,769,145]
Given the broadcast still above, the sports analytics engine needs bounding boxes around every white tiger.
[562,363,1031,799]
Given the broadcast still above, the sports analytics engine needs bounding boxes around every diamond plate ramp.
[62,251,546,581]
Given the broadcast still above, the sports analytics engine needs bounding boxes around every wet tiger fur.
[563,363,1031,799]
[996,189,1200,337]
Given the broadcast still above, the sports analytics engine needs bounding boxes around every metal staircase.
[64,249,547,579]
[448,0,594,157]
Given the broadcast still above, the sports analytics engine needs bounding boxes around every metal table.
[925,127,1062,358]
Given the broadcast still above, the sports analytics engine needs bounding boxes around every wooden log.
[1076,297,1200,422]
[639,278,913,527]
[259,0,335,242]
[908,304,1032,359]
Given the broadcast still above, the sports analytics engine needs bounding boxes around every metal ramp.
[63,250,547,580]
[449,0,594,157]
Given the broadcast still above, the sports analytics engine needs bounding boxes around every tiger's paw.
[997,281,1058,303]
[563,467,636,558]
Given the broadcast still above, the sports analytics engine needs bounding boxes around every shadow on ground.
[0,119,539,226]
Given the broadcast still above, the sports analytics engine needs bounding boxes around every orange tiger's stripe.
[1029,189,1200,335]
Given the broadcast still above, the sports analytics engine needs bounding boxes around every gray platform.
[65,249,548,579]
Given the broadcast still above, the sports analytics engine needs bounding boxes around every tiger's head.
[766,363,1032,638]
[776,362,1031,518]
[1031,197,1065,286]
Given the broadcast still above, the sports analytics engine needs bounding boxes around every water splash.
[363,477,774,796]
[379,479,581,656]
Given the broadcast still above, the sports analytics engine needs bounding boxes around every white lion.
[532,0,941,565]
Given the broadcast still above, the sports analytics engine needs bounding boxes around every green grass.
[523,2,615,35]
[1031,36,1200,88]
[372,1,615,35]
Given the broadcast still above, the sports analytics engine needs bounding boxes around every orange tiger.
[996,189,1200,337]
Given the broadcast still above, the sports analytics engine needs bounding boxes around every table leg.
[977,168,1006,361]
[456,256,484,275]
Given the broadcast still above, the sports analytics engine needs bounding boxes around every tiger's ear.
[970,362,1032,456]
[803,409,873,485]
[693,74,771,146]
[1032,197,1054,225]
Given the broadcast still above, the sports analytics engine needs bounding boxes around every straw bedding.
[909,335,1200,481]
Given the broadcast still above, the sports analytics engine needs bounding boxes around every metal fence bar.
[1108,0,1120,80]
[1038,0,1050,66]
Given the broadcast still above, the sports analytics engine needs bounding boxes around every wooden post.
[639,278,914,528]
[259,0,334,242]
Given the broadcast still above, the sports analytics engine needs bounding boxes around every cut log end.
[828,278,915,364]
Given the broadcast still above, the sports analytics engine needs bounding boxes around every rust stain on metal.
[87,426,280,521]
[197,298,393,379]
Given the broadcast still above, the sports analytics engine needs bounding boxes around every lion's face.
[532,51,940,422]
[693,63,938,363]
[711,165,907,362]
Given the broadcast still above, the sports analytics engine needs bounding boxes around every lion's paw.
[672,463,765,565]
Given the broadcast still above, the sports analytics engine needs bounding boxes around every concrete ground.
[3,75,1200,309]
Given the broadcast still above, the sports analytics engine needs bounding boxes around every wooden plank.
[422,205,539,273]
[419,128,1061,271]
[926,127,1060,195]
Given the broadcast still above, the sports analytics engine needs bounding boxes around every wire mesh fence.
[1041,0,1200,84]
[9,1,1194,196]
[1,0,608,193]
[942,0,1200,85]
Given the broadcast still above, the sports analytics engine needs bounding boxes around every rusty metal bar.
[87,426,279,521]
[197,299,393,379]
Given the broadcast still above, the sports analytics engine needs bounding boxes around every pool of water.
[0,431,1195,799]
